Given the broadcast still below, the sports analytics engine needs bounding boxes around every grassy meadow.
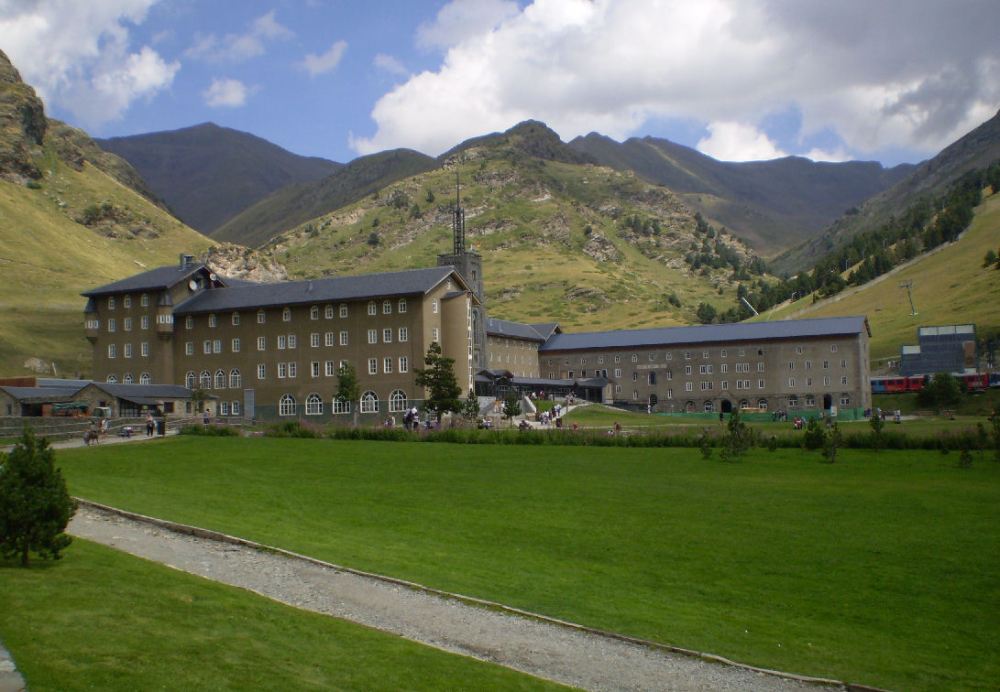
[762,192,1000,361]
[55,437,1000,691]
[0,539,557,691]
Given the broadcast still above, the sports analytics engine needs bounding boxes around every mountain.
[760,189,1000,362]
[261,121,766,332]
[774,109,1000,273]
[569,133,913,255]
[212,148,437,247]
[0,50,214,376]
[97,122,341,233]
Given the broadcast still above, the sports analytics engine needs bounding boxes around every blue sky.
[1,1,998,166]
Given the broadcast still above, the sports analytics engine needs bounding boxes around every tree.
[502,392,522,425]
[462,388,481,422]
[695,302,717,324]
[869,410,885,453]
[984,249,997,268]
[917,372,962,413]
[0,429,76,566]
[336,362,360,426]
[822,422,842,463]
[414,342,462,422]
[720,408,755,461]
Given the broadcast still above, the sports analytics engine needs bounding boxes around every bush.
[265,421,321,438]
[179,424,240,437]
[803,418,826,450]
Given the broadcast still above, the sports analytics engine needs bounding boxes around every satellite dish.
[209,272,218,282]
[188,280,197,291]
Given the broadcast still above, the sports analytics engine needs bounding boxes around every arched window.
[389,390,407,412]
[200,370,212,389]
[185,371,196,389]
[123,372,134,384]
[757,398,768,411]
[282,307,291,322]
[139,372,151,385]
[215,369,226,389]
[360,390,379,413]
[278,394,296,416]
[325,304,334,319]
[310,305,319,320]
[739,399,750,409]
[703,400,714,412]
[305,393,323,415]
[684,400,695,413]
[229,368,242,389]
[106,374,118,383]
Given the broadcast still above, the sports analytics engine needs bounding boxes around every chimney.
[179,253,194,270]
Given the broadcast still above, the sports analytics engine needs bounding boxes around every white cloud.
[374,53,408,77]
[0,0,178,126]
[353,0,1000,160]
[417,0,520,50]
[185,10,293,63]
[803,147,852,163]
[202,78,254,108]
[697,122,785,161]
[301,40,347,77]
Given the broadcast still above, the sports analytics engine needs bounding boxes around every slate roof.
[530,323,561,340]
[485,318,546,341]
[174,266,462,315]
[0,385,84,402]
[91,383,195,400]
[82,264,209,297]
[540,316,869,352]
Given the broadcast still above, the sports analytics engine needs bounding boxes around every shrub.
[180,424,240,437]
[265,421,321,438]
[803,418,826,450]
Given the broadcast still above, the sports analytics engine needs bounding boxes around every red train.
[870,373,994,394]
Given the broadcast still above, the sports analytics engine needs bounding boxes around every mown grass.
[58,437,1000,691]
[0,539,557,691]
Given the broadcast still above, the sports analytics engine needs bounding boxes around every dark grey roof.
[485,318,546,341]
[37,378,92,389]
[0,385,84,402]
[83,264,209,297]
[530,323,561,339]
[541,317,868,352]
[174,266,462,315]
[89,383,195,400]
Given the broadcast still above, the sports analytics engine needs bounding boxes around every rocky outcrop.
[203,244,288,283]
[0,49,47,179]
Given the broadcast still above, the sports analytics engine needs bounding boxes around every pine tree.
[0,429,76,566]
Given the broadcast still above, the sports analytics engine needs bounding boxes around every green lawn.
[0,539,558,691]
[55,437,1000,690]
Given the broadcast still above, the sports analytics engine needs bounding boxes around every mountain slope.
[212,148,437,247]
[760,190,1000,363]
[569,133,912,255]
[263,122,767,332]
[775,109,1000,273]
[0,50,214,376]
[97,122,341,233]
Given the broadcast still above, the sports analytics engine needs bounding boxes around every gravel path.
[69,504,842,692]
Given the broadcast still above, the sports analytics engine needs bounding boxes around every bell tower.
[438,172,486,370]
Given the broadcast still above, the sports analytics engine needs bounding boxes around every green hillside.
[265,124,767,332]
[569,133,912,255]
[759,191,1000,363]
[0,50,212,377]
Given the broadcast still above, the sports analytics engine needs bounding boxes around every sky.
[1,0,998,166]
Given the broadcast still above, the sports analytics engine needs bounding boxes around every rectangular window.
[841,376,848,385]
[141,315,149,330]
[432,300,439,314]
[108,318,116,333]
[368,358,378,375]
[232,312,240,326]
[823,360,830,369]
[311,361,320,378]
[339,304,348,318]
[277,335,286,350]
[368,301,377,316]
[399,356,408,373]
[288,335,297,349]
[720,363,728,374]
[325,305,334,319]
[383,300,392,315]
[615,384,622,394]
[287,362,297,378]
[124,343,133,359]
[788,361,795,370]
[208,314,217,328]
[310,332,320,348]
[614,368,622,378]
[841,359,847,368]
[340,330,349,346]
[108,344,117,358]
[398,298,407,313]
[432,327,440,343]
[257,364,266,380]
[383,328,392,343]
[213,339,222,354]
[282,308,291,322]
[333,398,351,414]
[231,338,240,353]
[310,306,319,321]
[398,327,408,342]
[684,351,691,359]
[684,382,692,392]
[220,402,229,416]
[257,336,266,351]
[368,329,378,344]
[788,377,796,387]
[758,379,765,389]
[257,310,265,324]
[232,401,241,416]
[203,340,211,354]
[325,361,335,376]
[684,365,692,375]
[123,317,132,331]
[185,342,194,355]
[805,360,812,370]
[140,294,149,307]
[277,363,287,379]
[720,380,728,390]
[384,357,392,374]
[140,342,149,357]
[325,331,335,347]
[757,362,765,372]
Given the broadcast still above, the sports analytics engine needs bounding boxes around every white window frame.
[278,394,296,416]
